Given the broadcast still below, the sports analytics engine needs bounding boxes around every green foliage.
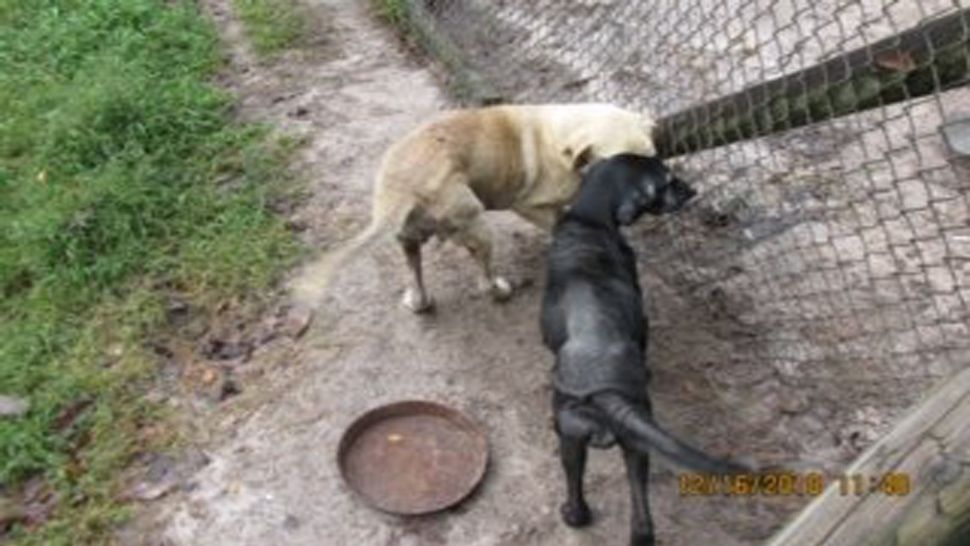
[0,0,299,542]
[232,0,306,55]
[372,0,410,27]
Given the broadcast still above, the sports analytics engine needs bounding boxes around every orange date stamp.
[678,472,911,497]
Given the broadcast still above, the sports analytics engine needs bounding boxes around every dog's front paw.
[401,289,435,314]
[560,501,591,528]
[490,276,513,301]
[630,532,656,546]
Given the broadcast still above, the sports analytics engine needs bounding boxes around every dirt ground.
[116,0,944,545]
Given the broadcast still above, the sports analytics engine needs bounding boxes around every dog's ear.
[616,199,639,226]
[640,175,658,203]
[661,177,697,212]
[565,144,594,172]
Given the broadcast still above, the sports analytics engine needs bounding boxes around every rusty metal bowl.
[337,400,489,515]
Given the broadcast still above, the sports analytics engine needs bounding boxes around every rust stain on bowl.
[337,400,489,515]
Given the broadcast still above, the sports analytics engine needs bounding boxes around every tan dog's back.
[376,103,654,214]
[294,103,657,310]
[376,107,527,211]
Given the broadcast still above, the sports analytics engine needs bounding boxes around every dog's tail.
[592,390,750,474]
[289,194,413,308]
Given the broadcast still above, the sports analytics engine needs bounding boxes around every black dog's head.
[589,154,696,226]
[569,154,696,229]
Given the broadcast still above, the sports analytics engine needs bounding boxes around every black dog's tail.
[592,391,750,474]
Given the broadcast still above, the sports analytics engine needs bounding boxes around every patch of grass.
[372,0,410,27]
[0,0,300,543]
[232,0,306,55]
[369,0,492,104]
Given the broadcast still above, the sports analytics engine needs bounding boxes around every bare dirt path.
[120,1,833,544]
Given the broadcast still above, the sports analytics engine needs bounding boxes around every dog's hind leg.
[452,215,513,301]
[398,237,433,313]
[620,445,655,546]
[555,408,595,527]
[394,206,438,313]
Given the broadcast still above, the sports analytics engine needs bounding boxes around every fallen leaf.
[21,477,58,528]
[53,399,92,432]
[200,338,252,361]
[120,478,178,502]
[874,50,916,73]
[0,497,26,528]
[281,306,313,339]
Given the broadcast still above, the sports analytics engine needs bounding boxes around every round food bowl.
[337,400,489,515]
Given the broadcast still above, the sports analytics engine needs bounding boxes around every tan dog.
[295,103,656,312]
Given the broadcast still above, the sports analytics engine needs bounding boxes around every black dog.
[540,154,747,546]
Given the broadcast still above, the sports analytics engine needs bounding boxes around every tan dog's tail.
[290,196,413,308]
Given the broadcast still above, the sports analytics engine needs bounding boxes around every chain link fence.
[380,0,970,540]
[394,0,970,405]
[387,2,970,524]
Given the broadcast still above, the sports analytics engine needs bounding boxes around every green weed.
[373,0,410,26]
[232,0,306,55]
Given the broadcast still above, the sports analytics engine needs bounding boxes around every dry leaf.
[874,50,916,73]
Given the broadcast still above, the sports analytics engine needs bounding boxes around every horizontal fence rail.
[655,8,970,157]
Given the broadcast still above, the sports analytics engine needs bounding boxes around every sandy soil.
[115,0,956,545]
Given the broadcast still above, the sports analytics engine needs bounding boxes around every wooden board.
[765,367,970,546]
